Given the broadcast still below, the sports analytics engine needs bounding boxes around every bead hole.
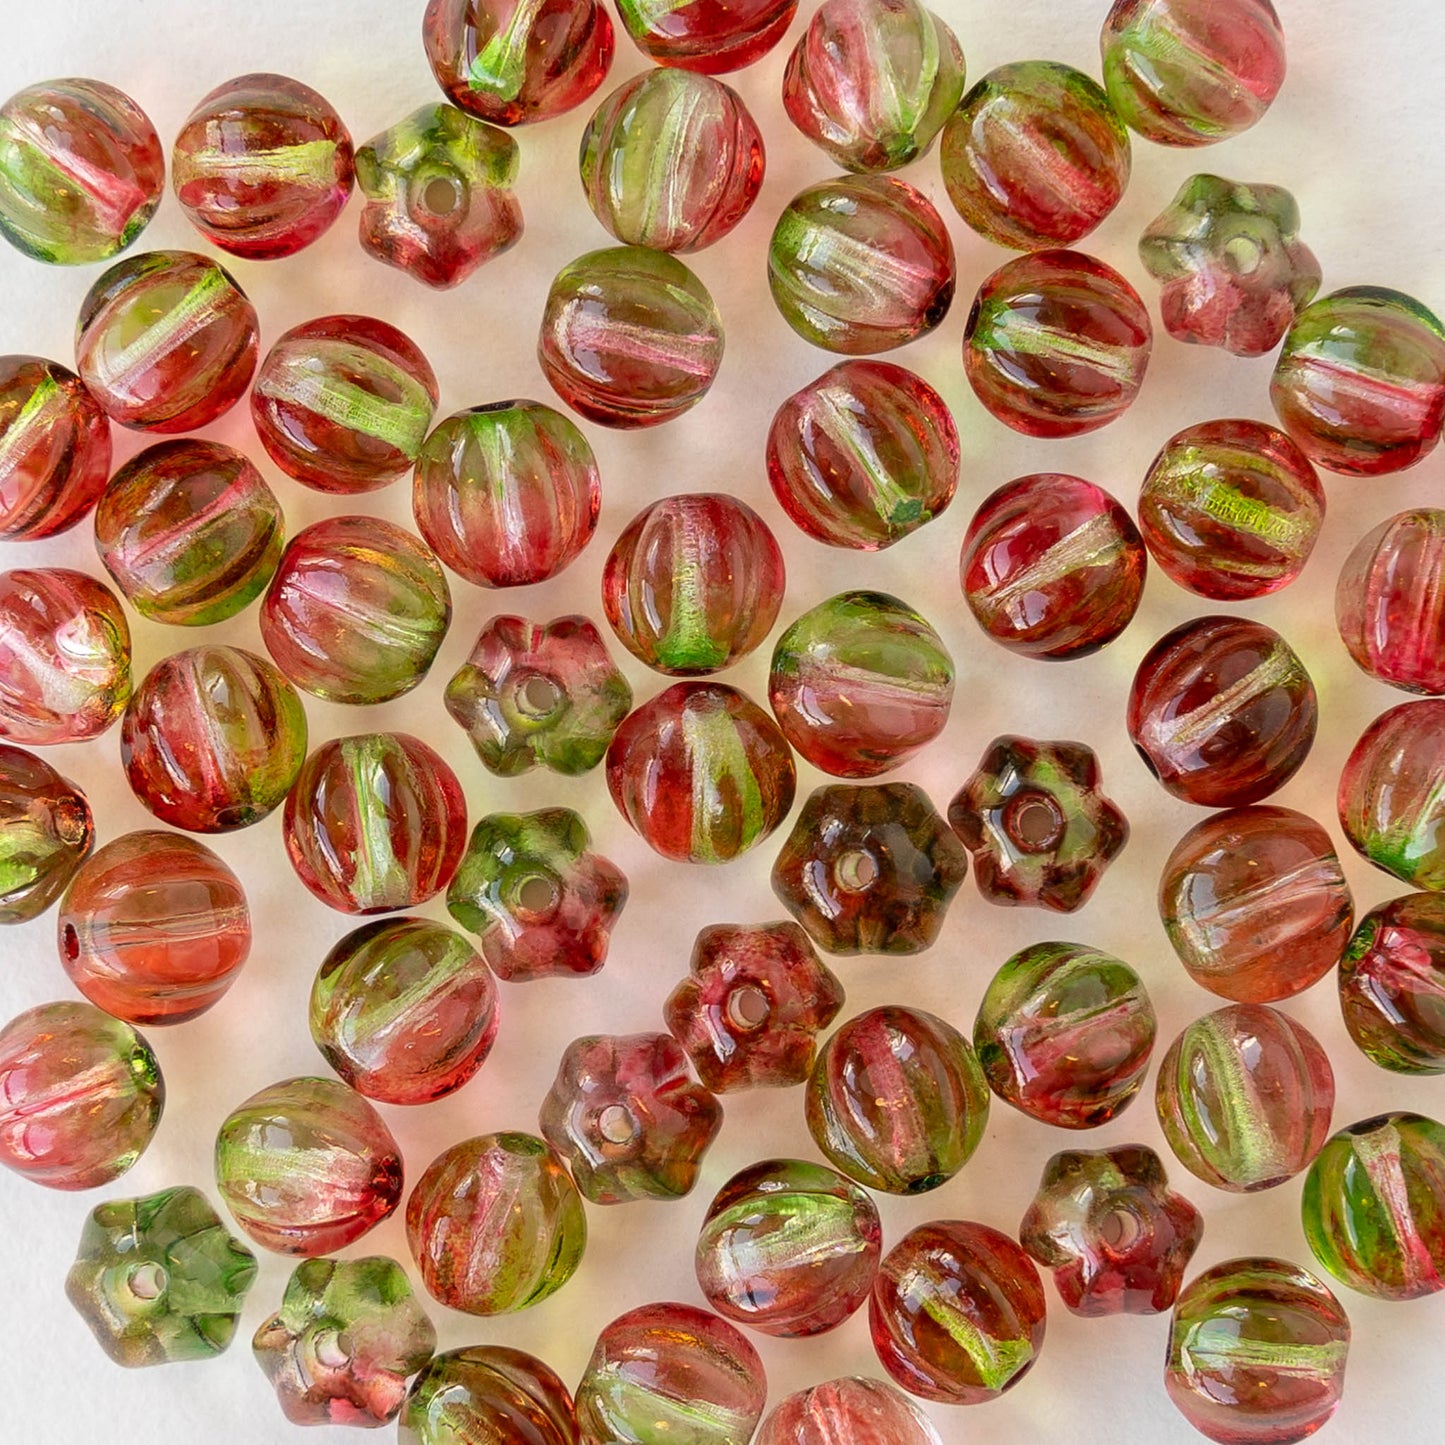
[726,985,770,1031]
[1224,235,1263,275]
[62,923,80,962]
[313,1329,353,1369]
[421,176,462,217]
[515,673,563,719]
[834,848,879,893]
[1004,792,1066,852]
[598,1104,638,1146]
[1099,1207,1143,1252]
[127,1263,167,1301]
[515,873,559,915]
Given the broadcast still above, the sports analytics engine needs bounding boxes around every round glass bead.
[400,1346,579,1445]
[1128,615,1317,807]
[964,249,1152,436]
[0,78,164,264]
[251,315,439,494]
[961,473,1146,660]
[58,830,251,1026]
[0,999,163,1190]
[0,744,92,923]
[94,440,283,626]
[612,0,796,72]
[74,249,259,433]
[539,246,723,427]
[406,1133,586,1315]
[1339,894,1445,1073]
[261,516,451,704]
[756,1377,941,1445]
[580,70,763,252]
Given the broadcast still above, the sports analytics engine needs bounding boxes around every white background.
[2,1,1444,1441]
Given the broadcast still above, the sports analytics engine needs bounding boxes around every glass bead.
[400,1346,579,1445]
[285,733,467,915]
[355,103,522,289]
[1138,418,1324,600]
[0,567,130,745]
[406,1133,586,1315]
[58,830,250,1026]
[612,0,796,72]
[215,1076,404,1257]
[769,175,955,355]
[254,1256,436,1429]
[870,1221,1046,1405]
[1156,1004,1334,1192]
[1128,615,1317,807]
[172,74,353,260]
[539,246,723,427]
[262,516,451,705]
[766,359,959,551]
[538,1031,722,1204]
[1019,1145,1203,1317]
[414,401,601,587]
[806,1005,989,1194]
[74,249,259,432]
[975,942,1156,1129]
[121,646,307,833]
[782,0,965,174]
[1102,0,1286,147]
[602,494,785,676]
[695,1158,881,1337]
[1139,175,1320,356]
[0,355,111,540]
[940,61,1129,251]
[1165,1258,1349,1445]
[446,807,627,982]
[961,473,1146,660]
[0,744,92,923]
[580,70,763,252]
[1270,286,1445,476]
[94,440,283,626]
[575,1302,767,1445]
[608,682,796,865]
[772,782,967,954]
[423,0,614,127]
[1339,894,1445,1073]
[965,249,1152,437]
[65,1185,257,1366]
[948,735,1129,913]
[0,1000,163,1190]
[251,315,439,494]
[309,917,499,1105]
[768,590,953,778]
[761,1380,939,1445]
[0,78,164,264]
[1159,805,1352,1003]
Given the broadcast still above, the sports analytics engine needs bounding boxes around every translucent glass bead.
[1339,894,1445,1073]
[0,744,92,923]
[400,1346,580,1445]
[756,1378,941,1445]
[612,0,796,72]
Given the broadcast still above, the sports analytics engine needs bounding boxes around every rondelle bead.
[1128,615,1317,807]
[215,1077,404,1257]
[612,0,796,72]
[756,1377,941,1445]
[400,1346,580,1445]
[74,249,259,432]
[1339,894,1445,1073]
[0,744,93,923]
[58,830,250,1026]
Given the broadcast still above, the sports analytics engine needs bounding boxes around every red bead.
[0,743,93,923]
[613,0,797,73]
[1340,894,1445,1073]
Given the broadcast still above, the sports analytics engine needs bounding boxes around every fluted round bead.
[1339,894,1445,1073]
[0,745,92,923]
[756,1378,941,1445]
[612,0,796,72]
[400,1347,580,1445]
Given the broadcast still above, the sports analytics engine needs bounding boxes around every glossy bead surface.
[400,1346,580,1445]
[941,62,1129,251]
[806,1005,988,1194]
[0,744,92,922]
[772,782,967,954]
[766,360,959,551]
[756,1378,940,1445]
[59,830,250,1026]
[603,494,785,676]
[284,733,467,915]
[580,70,763,252]
[1019,1145,1203,1317]
[1128,615,1317,807]
[0,356,111,540]
[769,175,954,355]
[251,315,439,494]
[1270,287,1445,476]
[613,0,795,72]
[1138,419,1324,600]
[0,79,163,264]
[1156,1005,1334,1192]
[355,104,522,289]
[66,1185,257,1366]
[539,246,723,427]
[406,1133,586,1315]
[538,1032,722,1204]
[262,516,451,704]
[75,250,258,432]
[172,74,353,259]
[310,918,499,1105]
[1340,894,1445,1073]
[95,440,283,626]
[964,250,1151,436]
[870,1221,1046,1405]
[1159,806,1351,1002]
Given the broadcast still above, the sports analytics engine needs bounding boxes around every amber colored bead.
[400,1346,580,1445]
[58,830,250,1026]
[0,744,92,923]
[612,0,796,72]
[756,1378,941,1445]
[1339,894,1445,1073]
